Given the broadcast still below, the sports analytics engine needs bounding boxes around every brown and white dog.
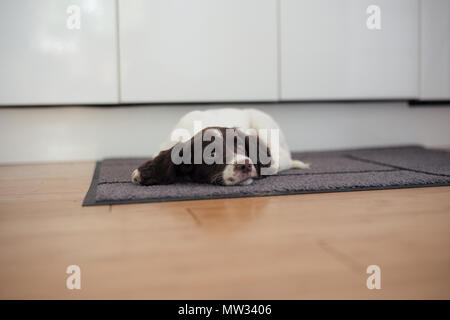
[131,108,309,186]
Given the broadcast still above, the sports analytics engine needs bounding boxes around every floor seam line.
[318,240,363,274]
[186,208,202,226]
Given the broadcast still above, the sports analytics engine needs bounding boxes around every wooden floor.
[0,161,449,299]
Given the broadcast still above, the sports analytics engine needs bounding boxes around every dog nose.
[131,169,141,184]
[236,159,252,173]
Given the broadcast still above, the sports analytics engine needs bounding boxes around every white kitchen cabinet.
[280,0,419,100]
[420,0,450,100]
[119,0,278,103]
[0,0,118,105]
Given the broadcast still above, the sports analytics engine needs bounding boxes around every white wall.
[119,0,278,102]
[281,0,419,100]
[1,0,448,104]
[420,0,450,100]
[0,0,119,105]
[0,103,449,164]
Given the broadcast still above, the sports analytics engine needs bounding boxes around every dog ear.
[170,139,196,174]
[244,134,272,176]
[138,148,177,185]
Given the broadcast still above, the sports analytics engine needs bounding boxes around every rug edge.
[82,161,102,207]
[86,181,450,206]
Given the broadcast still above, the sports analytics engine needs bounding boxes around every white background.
[1,103,450,163]
[0,0,449,163]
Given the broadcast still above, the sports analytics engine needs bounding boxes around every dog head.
[131,127,272,186]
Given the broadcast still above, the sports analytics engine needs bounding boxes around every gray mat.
[83,145,450,206]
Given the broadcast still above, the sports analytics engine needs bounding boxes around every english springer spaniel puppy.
[132,108,309,186]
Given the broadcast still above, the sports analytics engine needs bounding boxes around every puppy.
[132,108,309,186]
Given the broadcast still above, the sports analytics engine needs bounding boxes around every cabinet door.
[420,0,450,100]
[0,0,118,105]
[280,0,419,100]
[119,0,278,103]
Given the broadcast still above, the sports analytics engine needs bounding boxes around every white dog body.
[156,108,309,174]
